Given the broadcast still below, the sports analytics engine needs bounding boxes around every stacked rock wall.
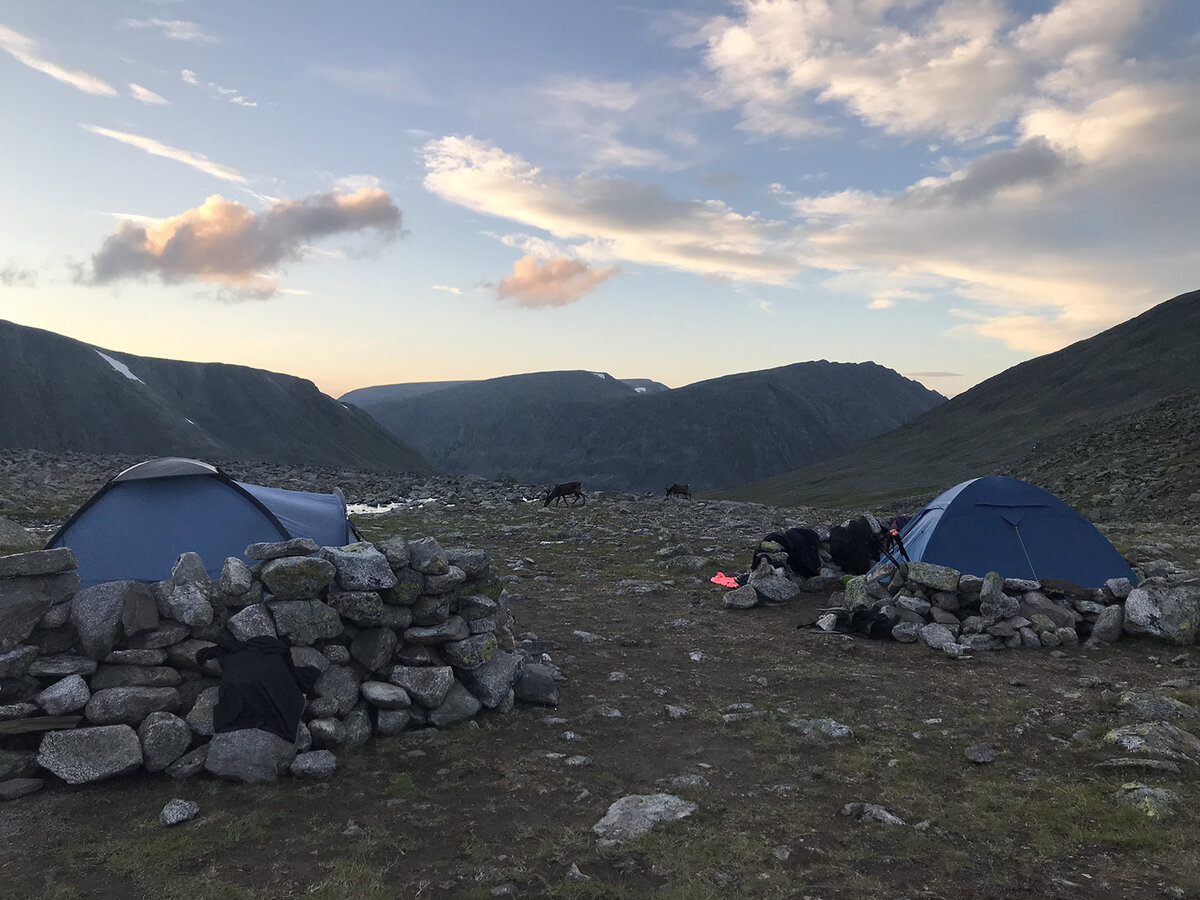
[0,535,560,794]
[827,561,1200,654]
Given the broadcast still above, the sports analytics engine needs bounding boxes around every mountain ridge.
[347,361,946,492]
[0,319,438,474]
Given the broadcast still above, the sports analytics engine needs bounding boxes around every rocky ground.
[1,451,1200,899]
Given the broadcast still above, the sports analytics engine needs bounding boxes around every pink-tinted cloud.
[496,255,618,308]
[89,188,402,298]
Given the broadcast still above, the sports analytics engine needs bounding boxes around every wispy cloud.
[179,68,257,107]
[125,18,218,45]
[432,284,463,295]
[496,255,619,308]
[87,188,403,298]
[129,83,168,105]
[0,25,116,95]
[82,124,247,184]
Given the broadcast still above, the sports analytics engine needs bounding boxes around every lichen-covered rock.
[447,547,490,579]
[38,725,143,784]
[245,538,318,561]
[408,537,450,575]
[1111,782,1179,820]
[918,623,956,650]
[227,604,277,642]
[404,617,469,645]
[217,557,254,598]
[593,793,696,846]
[424,566,467,596]
[327,590,384,625]
[1124,584,1200,644]
[906,562,961,592]
[320,543,397,592]
[442,633,498,671]
[386,665,455,709]
[380,568,423,606]
[260,557,336,601]
[376,535,410,571]
[268,600,343,645]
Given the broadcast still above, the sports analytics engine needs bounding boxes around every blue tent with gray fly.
[887,475,1135,588]
[46,457,358,589]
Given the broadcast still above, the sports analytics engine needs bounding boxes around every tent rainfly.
[889,475,1136,588]
[46,457,357,589]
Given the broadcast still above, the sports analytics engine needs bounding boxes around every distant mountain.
[340,374,670,407]
[719,289,1200,516]
[343,363,944,492]
[0,320,438,474]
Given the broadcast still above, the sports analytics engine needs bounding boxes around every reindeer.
[665,483,691,500]
[544,481,586,507]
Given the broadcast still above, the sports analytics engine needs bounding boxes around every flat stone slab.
[593,793,697,846]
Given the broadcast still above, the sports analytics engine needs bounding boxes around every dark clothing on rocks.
[754,527,822,578]
[828,516,878,575]
[195,636,320,743]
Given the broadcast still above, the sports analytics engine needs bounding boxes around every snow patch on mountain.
[95,350,144,385]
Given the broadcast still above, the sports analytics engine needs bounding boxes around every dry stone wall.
[0,534,560,796]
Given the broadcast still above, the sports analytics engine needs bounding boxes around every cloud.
[82,125,247,184]
[87,188,402,298]
[432,285,463,295]
[178,68,256,106]
[423,135,801,282]
[696,0,1160,141]
[496,255,618,308]
[0,265,36,287]
[129,83,168,105]
[0,25,116,95]
[125,18,218,45]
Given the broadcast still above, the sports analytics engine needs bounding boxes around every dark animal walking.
[544,481,586,507]
[665,483,691,499]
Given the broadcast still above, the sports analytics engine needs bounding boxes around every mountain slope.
[0,320,438,473]
[720,289,1200,512]
[347,363,944,492]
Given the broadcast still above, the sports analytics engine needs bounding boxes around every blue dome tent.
[889,476,1135,588]
[46,457,358,589]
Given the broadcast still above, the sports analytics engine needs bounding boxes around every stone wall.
[0,535,560,796]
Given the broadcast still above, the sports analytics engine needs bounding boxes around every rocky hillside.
[0,320,438,474]
[344,363,944,493]
[722,289,1200,518]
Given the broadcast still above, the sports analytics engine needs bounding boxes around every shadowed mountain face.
[0,320,438,474]
[720,289,1200,515]
[342,364,945,492]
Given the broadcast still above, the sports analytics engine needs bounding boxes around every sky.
[1,0,1197,400]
